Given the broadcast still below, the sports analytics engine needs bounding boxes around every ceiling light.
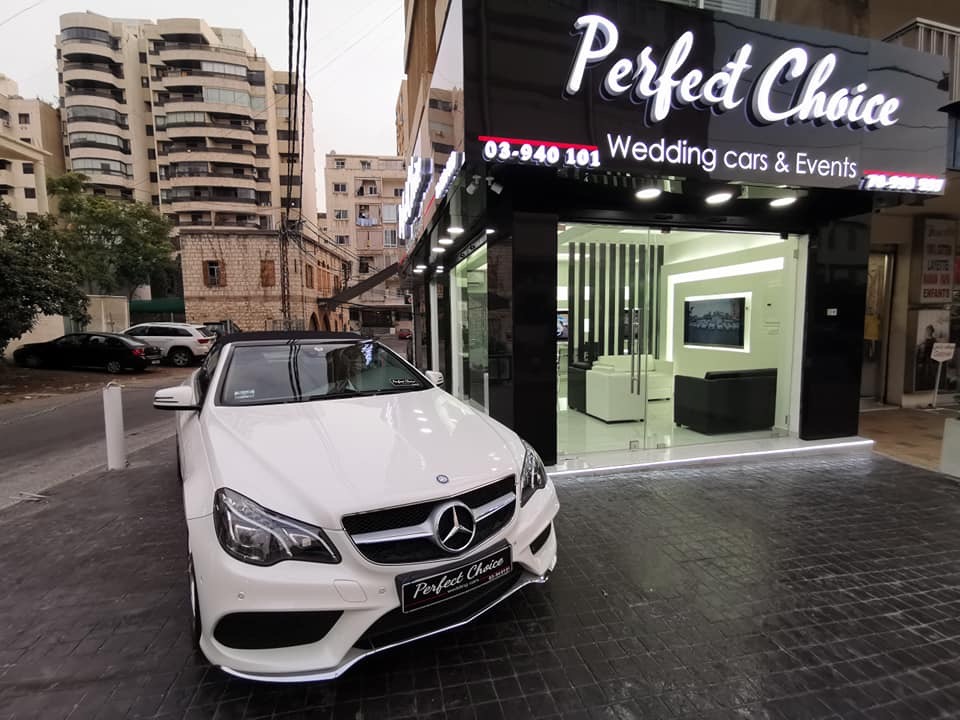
[705,191,733,205]
[635,187,662,200]
[415,263,427,270]
[435,266,444,272]
[438,237,453,245]
[485,228,495,235]
[431,246,445,253]
[413,268,424,273]
[448,226,464,235]
[770,196,797,208]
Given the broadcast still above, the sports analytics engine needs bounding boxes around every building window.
[277,129,298,141]
[18,113,30,125]
[20,138,31,145]
[260,259,276,287]
[393,187,402,197]
[148,149,156,159]
[384,229,398,247]
[305,264,314,289]
[204,260,223,287]
[22,162,34,175]
[359,256,374,274]
[24,188,37,199]
[360,160,372,170]
[659,0,758,15]
[149,171,158,182]
[139,52,147,63]
[280,175,301,185]
[335,235,349,245]
[334,209,348,220]
[333,182,346,193]
[141,77,149,88]
[334,158,345,169]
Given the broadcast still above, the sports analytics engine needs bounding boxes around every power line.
[0,0,46,29]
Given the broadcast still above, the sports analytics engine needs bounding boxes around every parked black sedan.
[13,333,163,374]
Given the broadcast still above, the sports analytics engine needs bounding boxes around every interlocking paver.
[3,441,960,719]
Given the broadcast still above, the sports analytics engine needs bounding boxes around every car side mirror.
[154,385,200,411]
[425,370,444,386]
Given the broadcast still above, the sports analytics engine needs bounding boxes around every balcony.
[160,147,256,163]
[65,86,125,104]
[62,61,123,79]
[356,217,381,227]
[885,18,960,102]
[159,41,255,59]
[65,112,128,129]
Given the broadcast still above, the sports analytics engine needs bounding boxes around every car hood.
[201,388,525,529]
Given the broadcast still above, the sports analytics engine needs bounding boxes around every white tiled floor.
[557,396,780,456]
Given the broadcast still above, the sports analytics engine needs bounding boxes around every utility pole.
[279,226,291,327]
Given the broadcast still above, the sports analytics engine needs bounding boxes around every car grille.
[342,476,516,564]
[353,567,523,650]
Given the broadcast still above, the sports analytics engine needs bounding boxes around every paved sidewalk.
[4,445,960,719]
[858,407,956,471]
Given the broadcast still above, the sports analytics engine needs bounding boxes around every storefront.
[399,0,948,466]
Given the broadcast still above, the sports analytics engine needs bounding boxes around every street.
[0,367,189,510]
[3,444,960,719]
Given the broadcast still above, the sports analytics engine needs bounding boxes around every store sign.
[399,157,433,241]
[435,151,464,200]
[932,343,956,363]
[462,0,948,192]
[920,218,956,303]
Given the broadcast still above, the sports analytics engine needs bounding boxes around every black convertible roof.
[217,331,365,345]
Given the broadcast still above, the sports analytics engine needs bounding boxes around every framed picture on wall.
[683,296,747,349]
[556,311,569,341]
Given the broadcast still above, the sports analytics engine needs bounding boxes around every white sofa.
[584,354,674,422]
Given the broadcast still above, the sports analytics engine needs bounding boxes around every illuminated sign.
[566,16,900,130]
[435,151,464,200]
[463,0,948,193]
[398,156,433,241]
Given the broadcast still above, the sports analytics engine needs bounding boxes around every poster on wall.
[919,219,956,304]
[914,309,951,392]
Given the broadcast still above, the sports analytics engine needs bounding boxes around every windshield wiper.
[306,389,359,401]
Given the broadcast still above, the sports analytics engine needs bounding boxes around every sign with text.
[462,0,948,191]
[920,218,957,304]
[932,343,956,363]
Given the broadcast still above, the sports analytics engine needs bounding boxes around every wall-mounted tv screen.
[556,311,569,341]
[683,297,746,349]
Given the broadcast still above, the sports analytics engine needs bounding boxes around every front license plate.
[400,546,512,613]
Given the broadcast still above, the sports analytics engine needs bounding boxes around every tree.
[0,202,89,357]
[48,173,175,298]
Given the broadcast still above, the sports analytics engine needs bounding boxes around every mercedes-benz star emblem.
[436,474,449,484]
[431,501,476,553]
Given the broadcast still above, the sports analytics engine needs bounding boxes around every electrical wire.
[0,0,46,29]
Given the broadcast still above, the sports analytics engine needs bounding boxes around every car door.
[147,326,175,357]
[49,334,86,367]
[178,343,222,511]
[82,334,112,369]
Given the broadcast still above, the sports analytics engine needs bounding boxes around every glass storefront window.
[450,244,488,411]
[558,224,802,457]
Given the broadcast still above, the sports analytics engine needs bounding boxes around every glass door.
[450,244,488,411]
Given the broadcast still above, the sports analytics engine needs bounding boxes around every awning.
[129,297,186,314]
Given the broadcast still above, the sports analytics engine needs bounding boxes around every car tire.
[170,348,192,367]
[188,557,203,649]
[106,360,122,374]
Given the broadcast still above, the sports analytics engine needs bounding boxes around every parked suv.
[124,322,215,367]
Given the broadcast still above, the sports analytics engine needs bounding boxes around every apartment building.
[55,12,317,233]
[54,12,352,331]
[324,152,407,319]
[0,74,64,217]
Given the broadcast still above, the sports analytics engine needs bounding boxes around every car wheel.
[105,360,122,374]
[170,348,192,367]
[188,557,202,648]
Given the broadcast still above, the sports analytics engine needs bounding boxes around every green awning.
[129,297,185,313]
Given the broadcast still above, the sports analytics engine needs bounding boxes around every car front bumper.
[189,482,559,682]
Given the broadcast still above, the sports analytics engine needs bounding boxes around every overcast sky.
[0,0,405,211]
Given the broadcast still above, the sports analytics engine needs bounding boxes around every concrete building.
[55,12,346,332]
[0,74,64,217]
[323,152,407,327]
[56,12,317,233]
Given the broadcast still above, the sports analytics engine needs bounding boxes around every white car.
[124,322,215,367]
[153,331,559,682]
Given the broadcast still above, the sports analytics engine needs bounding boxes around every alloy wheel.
[106,360,122,374]
[171,349,191,367]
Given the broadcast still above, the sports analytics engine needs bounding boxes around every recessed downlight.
[431,246,445,253]
[635,187,662,200]
[415,264,427,270]
[705,191,733,205]
[770,196,797,208]
[485,228,495,235]
[438,237,453,245]
[413,267,425,273]
[448,226,464,235]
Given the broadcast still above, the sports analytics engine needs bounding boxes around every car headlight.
[519,441,548,507]
[213,488,340,566]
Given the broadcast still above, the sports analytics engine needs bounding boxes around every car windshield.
[219,340,429,406]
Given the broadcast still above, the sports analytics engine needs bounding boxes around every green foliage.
[48,173,175,297]
[0,202,89,357]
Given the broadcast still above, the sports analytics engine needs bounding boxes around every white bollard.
[103,381,126,470]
